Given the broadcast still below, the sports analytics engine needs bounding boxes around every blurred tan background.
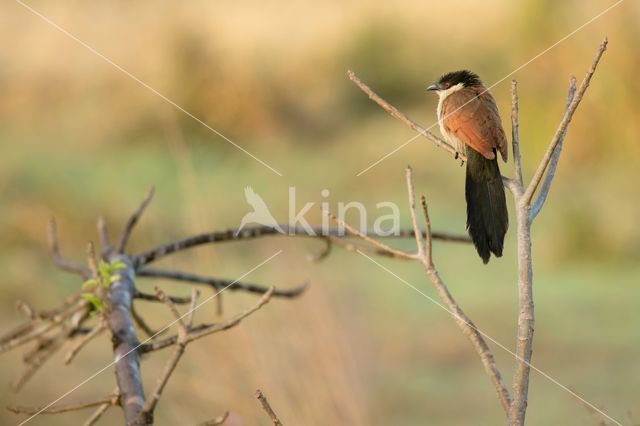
[1,0,639,425]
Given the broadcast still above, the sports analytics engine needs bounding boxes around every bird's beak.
[426,83,441,91]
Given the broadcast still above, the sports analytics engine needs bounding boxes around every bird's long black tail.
[465,146,508,263]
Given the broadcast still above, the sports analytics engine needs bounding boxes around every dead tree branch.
[137,268,307,298]
[256,389,283,426]
[7,393,118,415]
[115,186,155,254]
[47,217,91,279]
[347,70,460,159]
[132,225,469,267]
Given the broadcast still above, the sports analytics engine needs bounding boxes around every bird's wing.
[442,88,508,161]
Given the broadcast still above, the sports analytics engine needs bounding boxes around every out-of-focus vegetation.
[0,1,638,425]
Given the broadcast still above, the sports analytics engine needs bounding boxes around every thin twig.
[137,268,307,299]
[321,236,407,259]
[47,217,91,279]
[139,288,275,353]
[196,412,230,426]
[131,303,159,338]
[511,80,524,189]
[86,242,98,278]
[420,196,432,265]
[325,211,417,260]
[187,288,199,328]
[256,389,283,426]
[405,167,425,257]
[530,77,577,219]
[115,186,155,254]
[139,288,189,423]
[64,319,107,364]
[347,70,460,159]
[523,37,607,206]
[135,290,194,304]
[8,394,117,415]
[97,216,113,258]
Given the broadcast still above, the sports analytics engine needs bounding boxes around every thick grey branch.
[106,255,147,425]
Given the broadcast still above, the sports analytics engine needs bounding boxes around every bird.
[235,187,284,236]
[427,70,508,263]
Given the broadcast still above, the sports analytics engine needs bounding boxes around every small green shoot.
[82,259,127,314]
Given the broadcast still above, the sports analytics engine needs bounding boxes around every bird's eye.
[443,82,450,88]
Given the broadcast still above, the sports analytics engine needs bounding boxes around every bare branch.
[106,255,146,424]
[8,394,117,415]
[115,186,155,254]
[64,320,107,365]
[134,290,194,304]
[132,225,470,267]
[256,389,283,426]
[523,37,608,206]
[47,217,91,279]
[530,77,577,219]
[325,211,417,260]
[405,166,425,257]
[137,268,308,299]
[195,412,229,426]
[186,288,199,328]
[511,80,524,189]
[83,390,120,426]
[139,288,274,354]
[131,304,160,338]
[97,216,113,258]
[12,330,68,391]
[347,70,460,159]
[321,236,408,259]
[419,196,433,265]
[138,288,189,423]
[406,167,512,414]
[86,242,98,278]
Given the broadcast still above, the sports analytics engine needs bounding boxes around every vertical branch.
[98,216,113,258]
[406,167,512,414]
[511,80,524,189]
[508,200,534,425]
[115,186,155,254]
[405,166,425,256]
[107,255,147,425]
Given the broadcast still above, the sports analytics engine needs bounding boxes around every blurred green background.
[1,1,639,425]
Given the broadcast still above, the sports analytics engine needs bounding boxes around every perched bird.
[427,70,508,263]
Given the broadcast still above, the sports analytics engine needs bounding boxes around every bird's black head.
[427,70,482,92]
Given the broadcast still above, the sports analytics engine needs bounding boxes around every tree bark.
[107,255,147,425]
